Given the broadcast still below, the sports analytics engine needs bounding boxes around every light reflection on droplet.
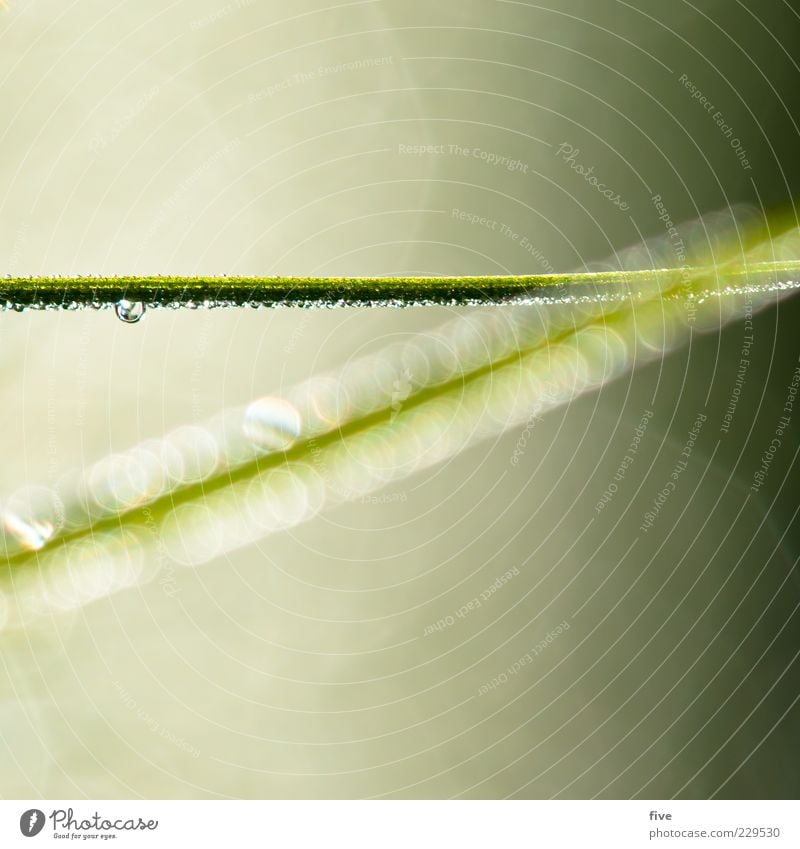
[635,308,678,354]
[114,299,145,324]
[88,449,166,514]
[4,526,156,627]
[0,512,54,551]
[262,468,312,528]
[341,357,395,417]
[211,409,261,467]
[289,375,342,434]
[568,325,626,389]
[0,485,64,553]
[163,425,220,485]
[243,397,302,452]
[400,339,433,389]
[162,503,226,567]
[423,332,460,386]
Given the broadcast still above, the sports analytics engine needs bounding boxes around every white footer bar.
[2,800,797,848]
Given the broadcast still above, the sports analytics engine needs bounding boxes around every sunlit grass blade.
[1,214,799,630]
[2,260,800,311]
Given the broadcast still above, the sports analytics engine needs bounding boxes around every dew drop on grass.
[243,397,303,451]
[114,299,145,324]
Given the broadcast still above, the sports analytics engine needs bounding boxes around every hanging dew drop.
[114,299,145,324]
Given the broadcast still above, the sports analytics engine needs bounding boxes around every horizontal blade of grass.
[2,260,800,308]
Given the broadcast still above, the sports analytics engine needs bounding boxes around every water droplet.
[243,397,303,451]
[4,514,54,550]
[0,485,61,552]
[115,299,145,324]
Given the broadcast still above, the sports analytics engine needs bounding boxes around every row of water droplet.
[0,279,798,321]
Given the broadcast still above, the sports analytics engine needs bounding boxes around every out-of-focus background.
[1,0,799,799]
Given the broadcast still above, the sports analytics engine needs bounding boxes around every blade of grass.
[2,212,799,628]
[2,260,800,309]
[1,259,797,629]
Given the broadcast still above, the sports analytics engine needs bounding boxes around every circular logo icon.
[19,809,45,837]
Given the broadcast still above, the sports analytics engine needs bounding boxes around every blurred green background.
[1,0,798,798]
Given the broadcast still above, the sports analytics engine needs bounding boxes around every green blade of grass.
[1,253,798,630]
[2,260,800,309]
[2,208,800,628]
